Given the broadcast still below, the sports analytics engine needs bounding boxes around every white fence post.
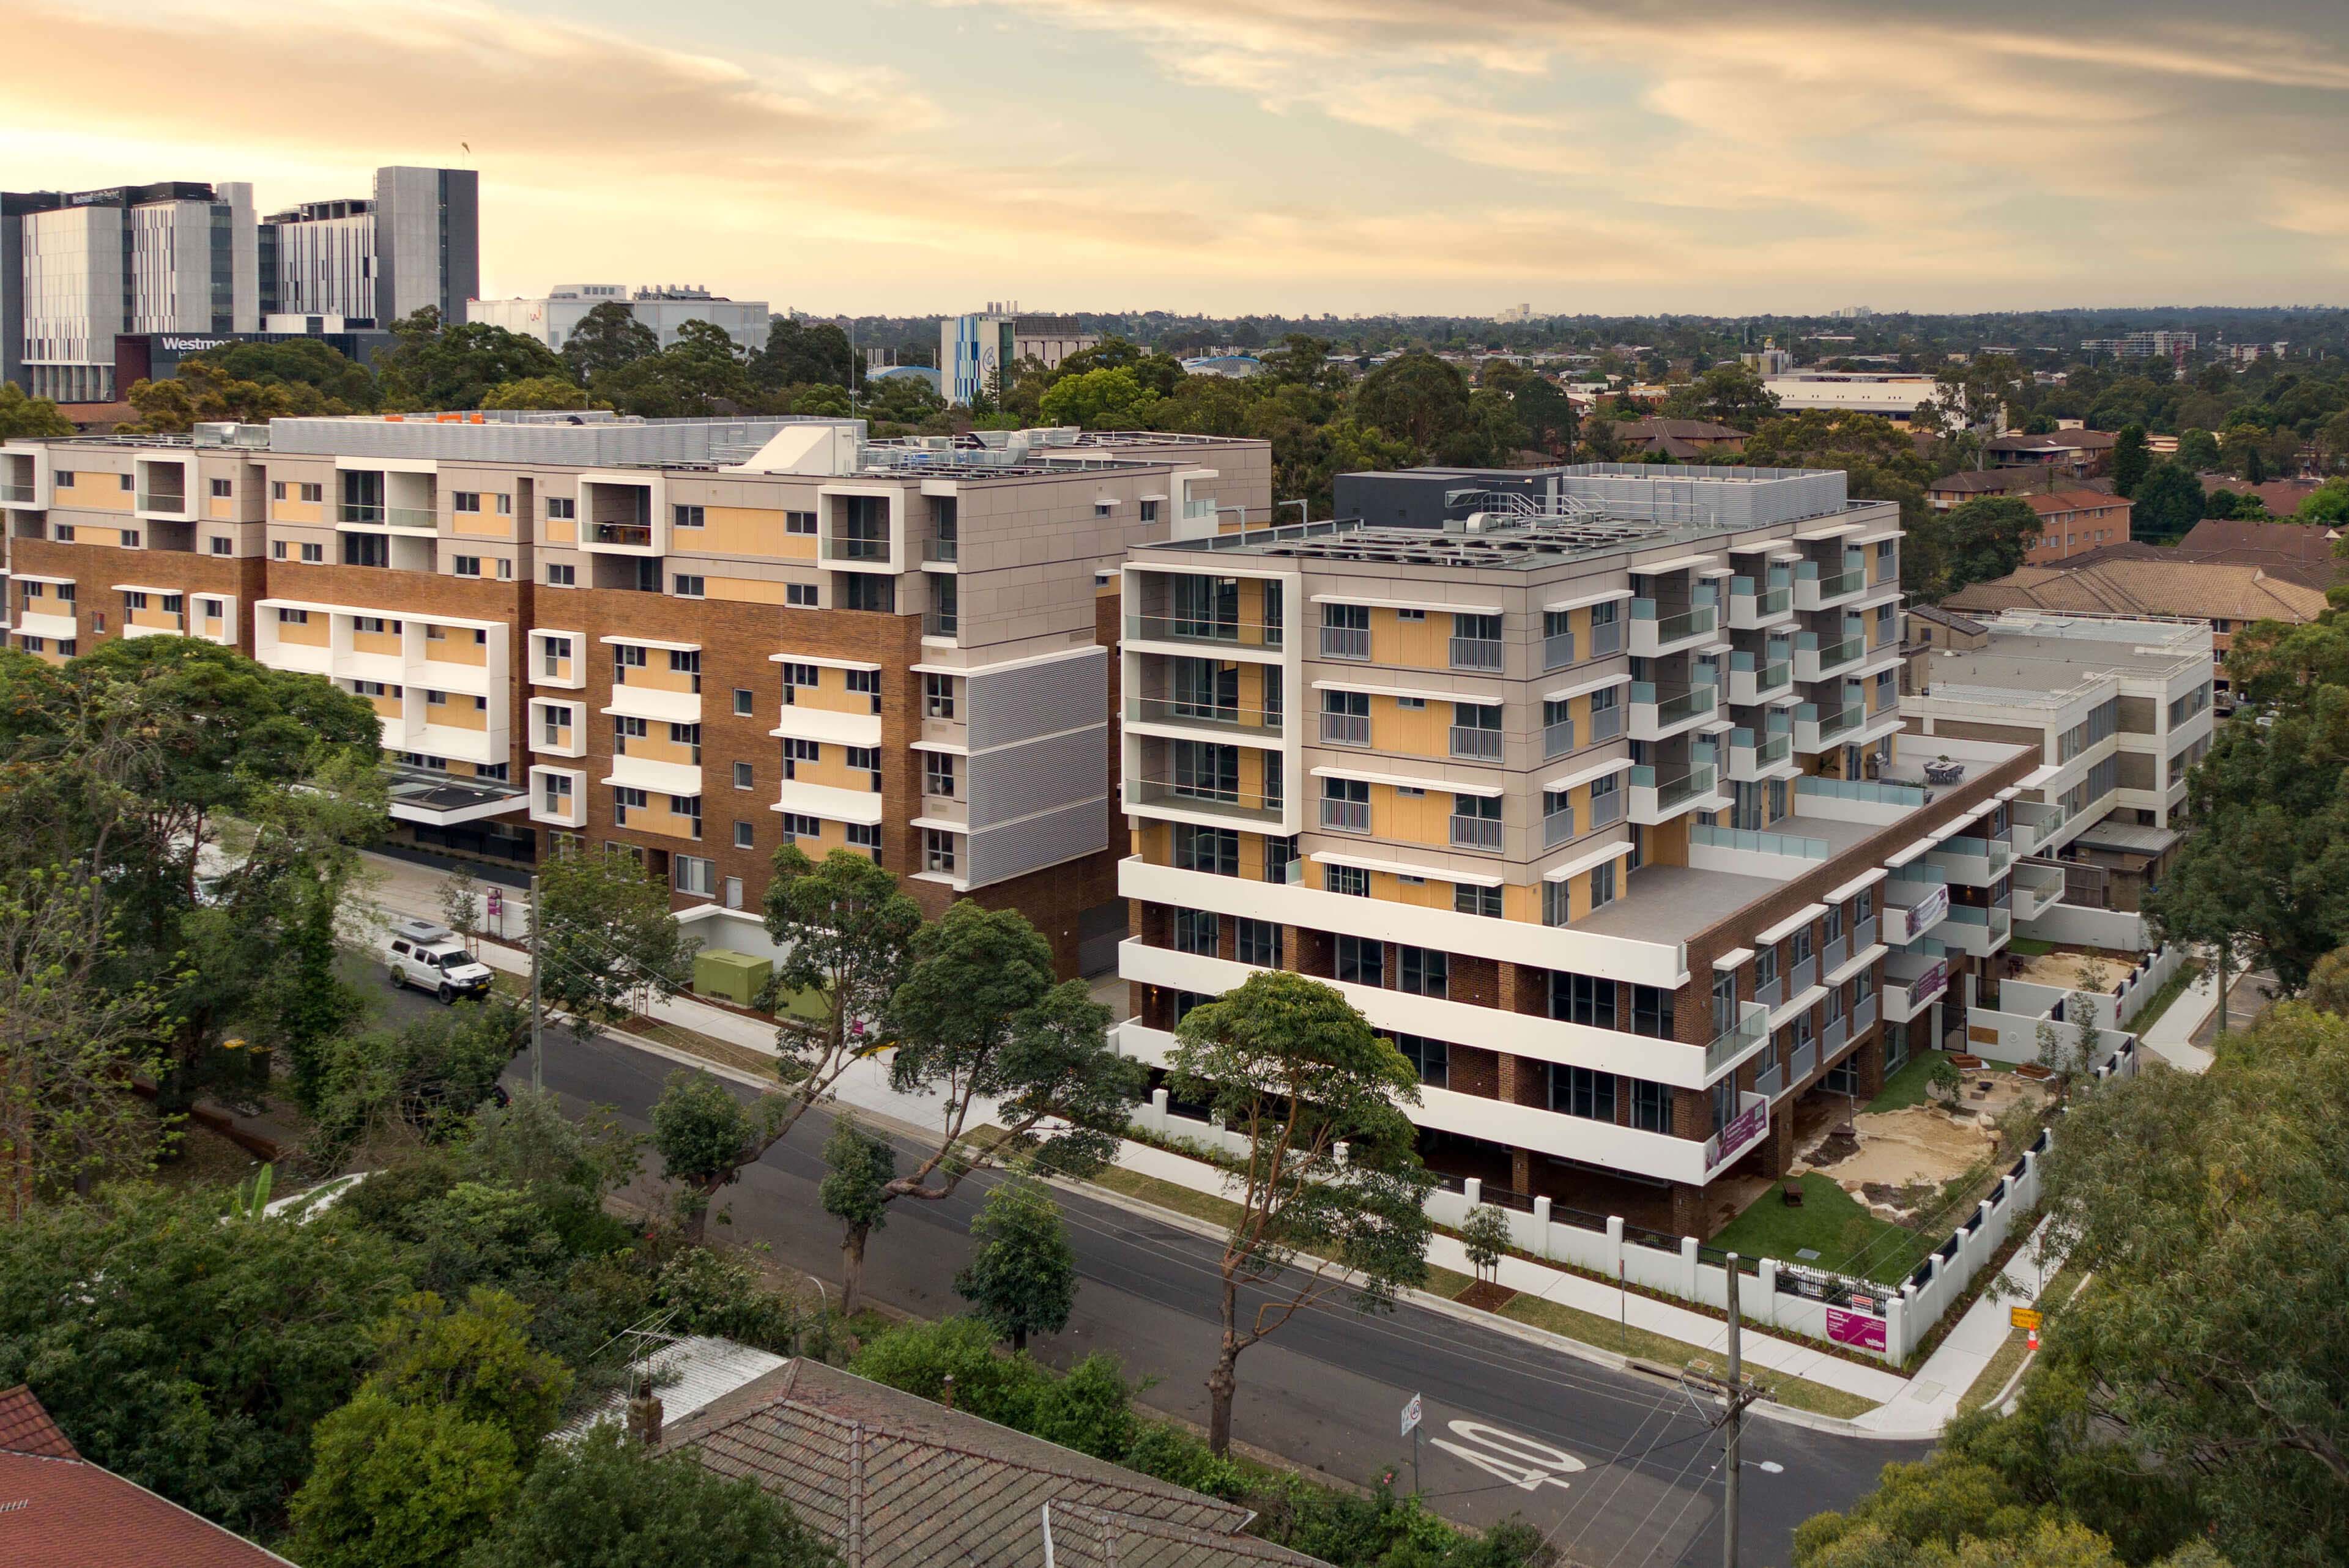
[1606,1215,1625,1281]
[1887,1292,1910,1365]
[1755,1257,1779,1326]
[1531,1196,1552,1260]
[1461,1177,1482,1209]
[1680,1236,1700,1300]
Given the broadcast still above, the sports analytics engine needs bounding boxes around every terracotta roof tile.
[0,1387,76,1460]
[1945,558,2329,624]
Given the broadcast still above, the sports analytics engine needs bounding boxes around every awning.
[383,770,528,827]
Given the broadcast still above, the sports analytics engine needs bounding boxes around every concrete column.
[1887,1293,1910,1365]
[1755,1257,1779,1326]
[1606,1214,1625,1280]
[1149,1087,1169,1133]
[1680,1235,1701,1301]
[1531,1196,1552,1259]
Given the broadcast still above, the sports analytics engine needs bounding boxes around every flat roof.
[1572,863,1787,946]
[1920,630,2203,696]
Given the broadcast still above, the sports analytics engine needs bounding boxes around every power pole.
[1723,1256,1743,1568]
[529,871,544,1092]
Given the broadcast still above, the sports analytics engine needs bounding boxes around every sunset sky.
[7,0,2345,316]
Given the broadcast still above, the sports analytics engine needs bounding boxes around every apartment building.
[1110,464,2039,1235]
[469,284,771,353]
[0,416,1272,974]
[2019,490,2132,564]
[1902,613,2215,911]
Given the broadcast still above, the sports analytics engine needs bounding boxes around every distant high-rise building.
[2080,330,2195,365]
[941,304,1097,405]
[2,166,477,402]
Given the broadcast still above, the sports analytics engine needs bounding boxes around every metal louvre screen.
[968,727,1106,829]
[967,648,1105,751]
[966,799,1108,889]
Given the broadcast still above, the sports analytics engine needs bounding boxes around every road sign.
[487,889,503,917]
[2009,1307,2043,1331]
[1400,1393,1422,1438]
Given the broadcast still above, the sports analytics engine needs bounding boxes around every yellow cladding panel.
[352,629,403,657]
[707,577,801,606]
[426,695,489,730]
[275,500,323,524]
[547,519,577,545]
[31,648,67,665]
[795,747,875,793]
[634,799,703,842]
[1376,608,1453,670]
[59,478,133,511]
[76,527,128,549]
[789,668,876,716]
[625,730,701,766]
[368,693,401,718]
[128,608,180,630]
[276,616,330,647]
[423,627,489,665]
[1371,696,1455,759]
[453,513,513,539]
[207,497,237,520]
[542,656,575,684]
[1367,870,1455,909]
[200,613,228,637]
[702,506,820,561]
[1645,814,1691,867]
[623,659,698,695]
[1372,783,1458,846]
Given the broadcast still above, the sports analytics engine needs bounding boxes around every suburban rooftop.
[1915,613,2213,702]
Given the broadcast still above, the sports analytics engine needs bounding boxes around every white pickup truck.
[385,917,497,1004]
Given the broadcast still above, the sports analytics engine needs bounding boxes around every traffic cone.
[2027,1328,2039,1353]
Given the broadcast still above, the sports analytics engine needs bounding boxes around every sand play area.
[2009,948,2124,991]
[1793,1068,2050,1221]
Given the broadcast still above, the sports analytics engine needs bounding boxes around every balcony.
[1794,632,1865,683]
[1630,681,1716,741]
[1631,763,1716,824]
[2013,860,2065,921]
[1542,718,1575,760]
[135,487,188,516]
[1794,703,1860,753]
[1940,903,2013,958]
[1319,796,1371,832]
[1449,813,1504,852]
[1791,953,1818,996]
[1319,711,1371,747]
[1883,880,1951,945]
[1449,635,1504,673]
[1542,629,1575,671]
[1449,725,1503,762]
[1754,1062,1784,1099]
[0,484,36,505]
[927,534,959,564]
[1542,804,1576,848]
[923,608,959,639]
[340,503,438,531]
[1727,653,1792,706]
[1793,564,1867,611]
[1320,624,1371,660]
[1589,785,1625,829]
[1726,726,1793,782]
[1851,991,1878,1037]
[1705,1001,1770,1078]
[822,530,889,563]
[592,523,653,549]
[1129,777,1286,827]
[1726,577,1794,629]
[1702,1090,1770,1174]
[1628,599,1718,657]
[2013,802,2068,852]
[1126,613,1283,653]
[1786,1038,1818,1090]
[1128,697,1283,739]
[1883,953,1950,1023]
[1928,834,2014,887]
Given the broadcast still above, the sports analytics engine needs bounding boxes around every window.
[669,722,702,753]
[210,536,232,556]
[494,493,513,516]
[1550,1065,1617,1122]
[270,540,288,560]
[1393,1034,1449,1088]
[1454,882,1502,918]
[53,471,74,488]
[119,474,136,492]
[540,773,573,813]
[546,563,576,587]
[1792,926,1814,966]
[1335,934,1384,986]
[198,598,223,620]
[276,607,310,625]
[1140,499,1160,523]
[1171,823,1239,876]
[924,829,957,874]
[1628,1079,1672,1134]
[91,613,106,633]
[1588,859,1617,910]
[427,690,449,708]
[125,591,149,612]
[53,525,74,542]
[1174,908,1220,956]
[1236,919,1281,968]
[497,557,513,580]
[289,541,320,563]
[671,794,704,836]
[779,662,817,700]
[781,738,818,777]
[1550,971,1617,1030]
[732,761,755,790]
[120,530,141,549]
[845,822,882,861]
[674,505,705,529]
[1630,984,1672,1039]
[539,703,571,742]
[454,555,481,577]
[847,668,882,711]
[546,497,576,520]
[1264,834,1300,883]
[843,575,895,613]
[924,753,957,799]
[924,673,957,719]
[674,575,705,598]
[614,785,647,824]
[1321,688,1369,745]
[615,714,647,744]
[1320,774,1370,831]
[674,855,717,897]
[785,510,817,536]
[270,481,288,501]
[780,812,820,841]
[732,819,755,851]
[1094,500,1115,516]
[1399,946,1449,998]
[209,478,232,498]
[1324,863,1371,897]
[785,583,818,608]
[845,745,881,785]
[615,643,648,677]
[453,492,481,513]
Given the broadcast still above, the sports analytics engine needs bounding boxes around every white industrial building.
[467,284,770,353]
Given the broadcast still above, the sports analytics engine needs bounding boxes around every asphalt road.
[362,966,1921,1568]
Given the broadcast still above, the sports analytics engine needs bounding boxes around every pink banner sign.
[1717,1103,1767,1163]
[1827,1307,1887,1352]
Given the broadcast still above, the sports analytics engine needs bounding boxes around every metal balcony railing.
[1590,619,1624,656]
[1449,725,1503,761]
[1789,1039,1817,1084]
[1634,763,1713,814]
[929,534,959,563]
[1791,955,1817,994]
[1543,631,1575,671]
[1320,712,1371,747]
[0,484,35,504]
[1126,614,1282,650]
[1450,814,1504,851]
[1543,719,1576,759]
[1129,697,1283,735]
[1131,778,1285,823]
[1852,994,1878,1035]
[1321,625,1371,660]
[1319,797,1371,832]
[1592,704,1625,742]
[1632,600,1717,644]
[1754,1063,1784,1098]
[136,490,187,512]
[1450,636,1504,672]
[825,532,888,561]
[1590,788,1625,828]
[1635,682,1715,728]
[1543,807,1576,848]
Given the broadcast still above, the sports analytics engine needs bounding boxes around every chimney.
[940,1374,957,1411]
[626,1373,664,1447]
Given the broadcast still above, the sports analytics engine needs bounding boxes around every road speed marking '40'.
[1429,1420,1588,1492]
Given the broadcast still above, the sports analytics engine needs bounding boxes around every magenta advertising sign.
[1827,1307,1887,1352]
[1716,1102,1767,1164]
[1909,959,1949,1007]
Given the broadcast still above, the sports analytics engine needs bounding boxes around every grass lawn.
[2006,936,2058,958]
[1708,1174,1926,1285]
[1499,1294,1878,1419]
[2123,958,2204,1038]
[1866,1049,1945,1114]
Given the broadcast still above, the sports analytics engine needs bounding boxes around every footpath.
[349,850,2053,1437]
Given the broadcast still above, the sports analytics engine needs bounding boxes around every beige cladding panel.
[423,627,489,665]
[426,695,489,730]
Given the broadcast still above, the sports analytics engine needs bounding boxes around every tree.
[310,1000,525,1163]
[882,901,1143,1204]
[560,301,661,381]
[123,358,325,432]
[1475,361,1578,456]
[1663,363,1778,429]
[0,866,169,1215]
[461,1422,835,1568]
[955,1172,1075,1350]
[1934,497,2043,597]
[1165,971,1435,1455]
[650,1069,782,1245]
[0,1182,412,1533]
[1039,366,1162,429]
[752,318,855,391]
[531,849,696,1041]
[439,864,483,945]
[2111,423,2151,497]
[2130,462,2205,543]
[1460,1204,1511,1288]
[362,1287,572,1454]
[289,1392,521,1568]
[2297,478,2349,525]
[1927,1054,1964,1110]
[1353,352,1474,456]
[1744,410,1937,585]
[374,307,571,411]
[819,1115,895,1316]
[480,375,599,411]
[2176,427,2223,472]
[0,381,73,437]
[185,338,376,409]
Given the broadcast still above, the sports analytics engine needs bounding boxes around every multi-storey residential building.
[1902,612,2215,911]
[0,416,1272,975]
[469,285,771,353]
[1111,465,2039,1234]
[941,308,1099,406]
